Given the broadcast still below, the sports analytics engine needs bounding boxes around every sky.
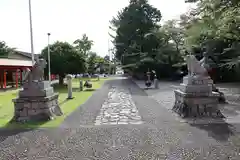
[0,0,193,57]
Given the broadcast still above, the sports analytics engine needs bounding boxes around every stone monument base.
[12,93,63,122]
[173,90,224,118]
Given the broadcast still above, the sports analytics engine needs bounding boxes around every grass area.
[0,77,109,129]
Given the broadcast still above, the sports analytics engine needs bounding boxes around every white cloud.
[0,0,193,56]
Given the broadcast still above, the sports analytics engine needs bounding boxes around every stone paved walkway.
[1,77,240,159]
[95,87,143,125]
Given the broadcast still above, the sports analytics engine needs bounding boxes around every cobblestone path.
[95,87,143,125]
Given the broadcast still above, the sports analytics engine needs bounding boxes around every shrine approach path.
[1,76,240,159]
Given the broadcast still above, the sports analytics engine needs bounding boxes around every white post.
[28,0,35,65]
[47,33,51,83]
[154,74,158,89]
[108,37,111,75]
[67,75,73,99]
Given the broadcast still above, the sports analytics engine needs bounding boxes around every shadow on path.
[124,79,148,96]
[59,99,70,106]
[0,128,33,143]
[0,117,50,143]
[220,103,240,116]
[189,119,235,142]
[0,119,46,143]
[84,89,96,92]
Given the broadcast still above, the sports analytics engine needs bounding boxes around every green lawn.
[0,77,109,129]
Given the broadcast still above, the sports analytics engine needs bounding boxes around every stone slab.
[174,90,219,105]
[13,93,59,103]
[36,81,51,89]
[183,75,213,85]
[19,87,54,98]
[174,89,219,98]
[180,83,212,93]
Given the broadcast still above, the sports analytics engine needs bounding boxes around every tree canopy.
[41,41,86,83]
[111,0,240,81]
[111,0,184,78]
[73,34,94,57]
[111,0,161,65]
[0,41,15,58]
[182,0,240,81]
[40,33,113,81]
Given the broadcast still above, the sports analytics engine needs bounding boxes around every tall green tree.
[0,41,15,58]
[160,20,184,55]
[87,52,98,74]
[73,34,94,57]
[111,0,162,71]
[181,0,240,81]
[184,0,240,53]
[41,41,86,84]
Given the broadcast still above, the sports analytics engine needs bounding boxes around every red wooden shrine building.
[0,58,33,89]
[0,51,36,90]
[0,51,58,90]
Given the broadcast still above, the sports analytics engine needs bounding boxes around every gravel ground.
[1,77,240,160]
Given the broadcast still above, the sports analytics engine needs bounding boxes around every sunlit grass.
[0,77,109,129]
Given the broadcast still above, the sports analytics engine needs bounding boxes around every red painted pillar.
[15,69,18,88]
[0,70,2,89]
[20,69,22,85]
[11,70,14,88]
[3,70,6,89]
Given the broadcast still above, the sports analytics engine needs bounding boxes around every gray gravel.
[1,77,240,159]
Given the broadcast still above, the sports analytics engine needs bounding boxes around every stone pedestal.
[172,75,224,118]
[12,81,63,122]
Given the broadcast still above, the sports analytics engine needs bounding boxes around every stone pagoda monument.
[172,55,224,118]
[12,58,63,122]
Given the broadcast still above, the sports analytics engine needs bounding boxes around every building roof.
[16,51,39,59]
[0,58,33,68]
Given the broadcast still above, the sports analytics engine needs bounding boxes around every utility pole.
[108,36,111,75]
[28,0,35,65]
[47,33,51,83]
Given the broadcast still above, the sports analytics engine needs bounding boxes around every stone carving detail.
[172,55,224,118]
[31,58,46,81]
[187,55,207,76]
[199,52,210,71]
[23,58,46,83]
[199,53,226,103]
[12,58,63,122]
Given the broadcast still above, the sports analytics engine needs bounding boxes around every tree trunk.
[59,75,64,85]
